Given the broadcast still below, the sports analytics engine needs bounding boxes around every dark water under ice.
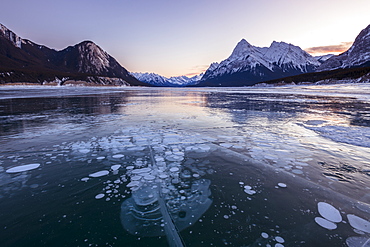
[1,85,370,247]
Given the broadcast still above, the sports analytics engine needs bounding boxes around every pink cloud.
[305,42,353,55]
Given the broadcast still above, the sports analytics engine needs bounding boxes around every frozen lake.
[1,84,370,246]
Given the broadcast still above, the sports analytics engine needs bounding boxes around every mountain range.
[130,72,203,87]
[1,23,369,87]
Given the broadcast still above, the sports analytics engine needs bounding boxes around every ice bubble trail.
[89,170,109,178]
[314,217,337,230]
[317,202,342,223]
[6,163,40,173]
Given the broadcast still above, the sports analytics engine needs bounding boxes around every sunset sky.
[1,0,369,77]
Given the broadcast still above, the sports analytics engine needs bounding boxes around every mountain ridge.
[318,24,370,71]
[0,23,147,86]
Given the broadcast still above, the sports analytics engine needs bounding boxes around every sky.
[1,0,369,77]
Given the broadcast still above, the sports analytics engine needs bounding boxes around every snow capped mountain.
[199,39,321,86]
[131,72,203,86]
[318,24,370,71]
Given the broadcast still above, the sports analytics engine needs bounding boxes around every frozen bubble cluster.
[121,178,212,238]
[315,202,342,230]
[247,130,312,177]
[70,126,216,232]
[258,230,286,247]
[243,185,256,195]
[314,201,370,246]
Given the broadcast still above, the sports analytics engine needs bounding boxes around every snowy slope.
[0,23,22,48]
[131,72,203,86]
[199,39,321,86]
[315,54,335,63]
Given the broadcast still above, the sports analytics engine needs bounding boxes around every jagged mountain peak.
[347,24,370,55]
[230,39,255,57]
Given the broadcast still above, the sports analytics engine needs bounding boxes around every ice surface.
[347,214,370,233]
[89,170,109,178]
[314,217,337,230]
[6,163,40,173]
[346,236,370,247]
[3,86,370,246]
[304,125,370,148]
[317,202,342,223]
